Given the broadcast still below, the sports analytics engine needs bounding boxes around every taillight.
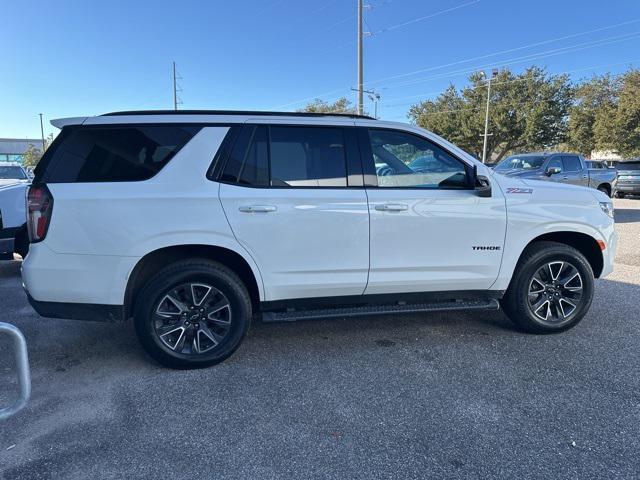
[27,185,53,243]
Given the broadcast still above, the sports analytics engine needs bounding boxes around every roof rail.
[100,109,376,120]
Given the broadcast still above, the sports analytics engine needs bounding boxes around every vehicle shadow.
[3,266,638,372]
[614,206,640,223]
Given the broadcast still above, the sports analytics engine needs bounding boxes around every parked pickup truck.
[0,182,29,260]
[494,152,617,197]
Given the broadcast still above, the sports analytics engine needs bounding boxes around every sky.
[3,0,640,139]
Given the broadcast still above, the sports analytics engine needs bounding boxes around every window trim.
[358,127,475,190]
[212,124,365,189]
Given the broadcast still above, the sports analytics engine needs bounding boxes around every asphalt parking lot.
[1,198,639,480]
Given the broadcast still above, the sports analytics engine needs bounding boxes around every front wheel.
[615,191,625,198]
[134,259,252,369]
[501,241,594,333]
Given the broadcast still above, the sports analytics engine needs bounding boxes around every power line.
[382,58,640,108]
[274,18,640,110]
[366,18,640,87]
[377,30,640,90]
[371,0,480,34]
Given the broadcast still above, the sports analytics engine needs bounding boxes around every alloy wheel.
[153,283,232,355]
[527,261,584,325]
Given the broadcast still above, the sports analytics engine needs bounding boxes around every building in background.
[0,138,42,164]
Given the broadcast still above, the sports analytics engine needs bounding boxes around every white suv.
[22,111,617,368]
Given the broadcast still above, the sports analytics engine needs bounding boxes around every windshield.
[495,155,546,171]
[618,162,640,171]
[0,165,27,179]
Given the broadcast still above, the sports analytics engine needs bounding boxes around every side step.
[262,298,500,323]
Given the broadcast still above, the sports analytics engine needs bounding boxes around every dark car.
[494,152,617,197]
[615,160,640,198]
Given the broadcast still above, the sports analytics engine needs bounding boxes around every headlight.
[600,201,614,219]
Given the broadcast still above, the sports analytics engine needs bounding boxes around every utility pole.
[357,0,364,115]
[173,61,178,111]
[38,113,45,153]
[481,68,498,163]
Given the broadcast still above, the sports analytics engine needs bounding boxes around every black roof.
[101,110,375,120]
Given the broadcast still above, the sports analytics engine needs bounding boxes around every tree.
[299,97,357,114]
[21,144,42,168]
[607,70,640,157]
[21,133,55,168]
[567,74,618,156]
[408,67,573,161]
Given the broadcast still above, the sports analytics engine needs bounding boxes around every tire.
[500,241,594,334]
[133,259,252,369]
[597,185,611,197]
[615,191,625,198]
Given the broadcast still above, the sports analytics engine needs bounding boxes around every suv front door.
[218,124,369,301]
[561,155,588,186]
[359,128,507,294]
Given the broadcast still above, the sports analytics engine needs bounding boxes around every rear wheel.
[501,241,594,333]
[597,185,611,197]
[134,259,251,369]
[615,191,626,198]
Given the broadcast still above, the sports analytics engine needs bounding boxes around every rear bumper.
[26,294,124,322]
[0,226,18,254]
[0,237,14,255]
[615,183,640,194]
[21,242,139,305]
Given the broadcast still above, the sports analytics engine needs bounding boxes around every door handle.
[239,205,277,213]
[375,203,408,212]
[562,176,568,180]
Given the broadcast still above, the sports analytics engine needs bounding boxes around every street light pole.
[357,0,364,115]
[38,113,45,153]
[481,69,498,164]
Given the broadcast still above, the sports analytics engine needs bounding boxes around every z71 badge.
[506,187,533,194]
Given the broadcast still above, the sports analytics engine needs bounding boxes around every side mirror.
[546,166,561,176]
[472,165,492,197]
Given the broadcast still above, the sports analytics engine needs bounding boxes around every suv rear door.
[217,123,369,301]
[359,127,506,294]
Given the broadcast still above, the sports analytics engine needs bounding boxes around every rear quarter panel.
[38,126,265,302]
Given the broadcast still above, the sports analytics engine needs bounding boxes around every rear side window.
[37,125,201,183]
[220,125,348,187]
[562,155,582,172]
[270,127,347,187]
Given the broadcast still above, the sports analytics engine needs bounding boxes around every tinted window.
[547,157,562,171]
[619,162,640,171]
[239,127,269,186]
[562,155,582,172]
[39,125,201,183]
[270,127,347,187]
[367,129,468,189]
[221,126,269,185]
[495,155,546,171]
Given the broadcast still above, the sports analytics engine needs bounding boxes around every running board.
[261,298,500,323]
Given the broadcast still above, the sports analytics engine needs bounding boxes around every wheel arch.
[596,183,612,197]
[519,231,604,278]
[124,244,263,320]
